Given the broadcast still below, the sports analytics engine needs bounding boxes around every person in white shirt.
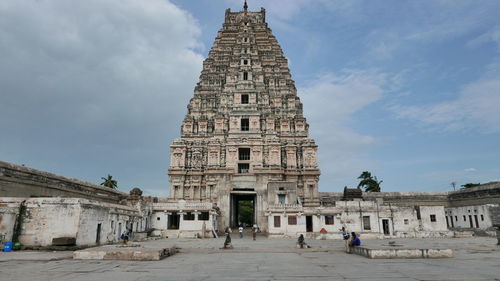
[238,225,244,238]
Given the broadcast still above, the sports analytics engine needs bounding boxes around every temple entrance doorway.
[168,212,180,230]
[230,193,256,228]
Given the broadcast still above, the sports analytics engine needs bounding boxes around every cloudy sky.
[1,0,499,196]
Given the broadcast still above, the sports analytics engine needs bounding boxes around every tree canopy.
[357,171,382,192]
[461,183,481,189]
[100,174,117,189]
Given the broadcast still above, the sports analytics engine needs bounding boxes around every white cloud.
[299,70,391,189]
[0,0,204,195]
[464,168,477,172]
[391,69,500,133]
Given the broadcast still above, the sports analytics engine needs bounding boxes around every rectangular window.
[455,216,458,221]
[363,216,371,230]
[404,219,409,225]
[184,212,195,221]
[243,72,248,80]
[278,194,286,204]
[241,94,249,104]
[325,215,334,225]
[239,148,250,160]
[157,217,160,221]
[430,214,436,222]
[463,215,466,221]
[238,163,249,174]
[243,59,248,65]
[288,216,297,225]
[241,118,249,131]
[199,212,209,221]
[481,214,484,221]
[274,216,281,228]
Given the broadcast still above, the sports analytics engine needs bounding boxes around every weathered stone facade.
[167,5,320,230]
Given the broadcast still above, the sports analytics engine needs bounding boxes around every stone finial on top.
[243,0,248,11]
[129,187,143,197]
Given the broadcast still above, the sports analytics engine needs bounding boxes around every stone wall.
[0,197,142,246]
[267,201,449,239]
[0,161,126,203]
[447,182,500,207]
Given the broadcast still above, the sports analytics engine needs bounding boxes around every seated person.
[297,234,310,248]
[349,232,361,247]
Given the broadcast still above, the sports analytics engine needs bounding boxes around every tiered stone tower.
[168,2,320,230]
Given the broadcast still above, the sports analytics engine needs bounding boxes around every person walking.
[238,225,244,238]
[252,224,258,241]
[341,227,350,253]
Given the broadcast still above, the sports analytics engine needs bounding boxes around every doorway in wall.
[306,216,313,232]
[168,212,180,229]
[230,193,256,228]
[96,223,102,244]
[382,219,390,235]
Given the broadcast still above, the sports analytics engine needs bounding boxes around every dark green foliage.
[101,174,118,189]
[461,183,481,189]
[238,200,253,225]
[357,171,382,192]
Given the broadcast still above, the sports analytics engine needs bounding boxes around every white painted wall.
[445,205,496,229]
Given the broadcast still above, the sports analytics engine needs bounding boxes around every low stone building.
[444,182,500,235]
[0,161,151,247]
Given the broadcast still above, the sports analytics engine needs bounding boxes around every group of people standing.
[341,226,361,253]
[237,224,259,240]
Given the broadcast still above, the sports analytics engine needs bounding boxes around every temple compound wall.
[444,182,500,234]
[0,162,154,247]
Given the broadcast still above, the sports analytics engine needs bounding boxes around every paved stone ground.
[0,237,499,281]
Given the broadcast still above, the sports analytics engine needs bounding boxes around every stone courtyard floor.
[0,237,499,281]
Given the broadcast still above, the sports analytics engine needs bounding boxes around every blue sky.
[1,0,499,196]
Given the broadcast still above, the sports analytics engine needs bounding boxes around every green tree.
[100,174,117,189]
[357,171,382,192]
[238,200,254,225]
[461,183,481,189]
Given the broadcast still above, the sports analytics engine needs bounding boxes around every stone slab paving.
[0,237,498,281]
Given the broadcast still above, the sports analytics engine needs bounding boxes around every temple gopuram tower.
[168,2,320,231]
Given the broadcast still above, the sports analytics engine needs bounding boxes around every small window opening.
[278,194,286,204]
[238,163,250,174]
[184,212,195,221]
[325,215,334,225]
[278,187,284,191]
[404,219,409,225]
[241,94,249,104]
[480,214,484,221]
[430,214,436,222]
[239,148,250,160]
[288,216,297,225]
[243,59,248,65]
[363,216,371,230]
[243,72,248,80]
[199,212,209,221]
[274,216,281,227]
[241,118,249,131]
[157,217,161,221]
